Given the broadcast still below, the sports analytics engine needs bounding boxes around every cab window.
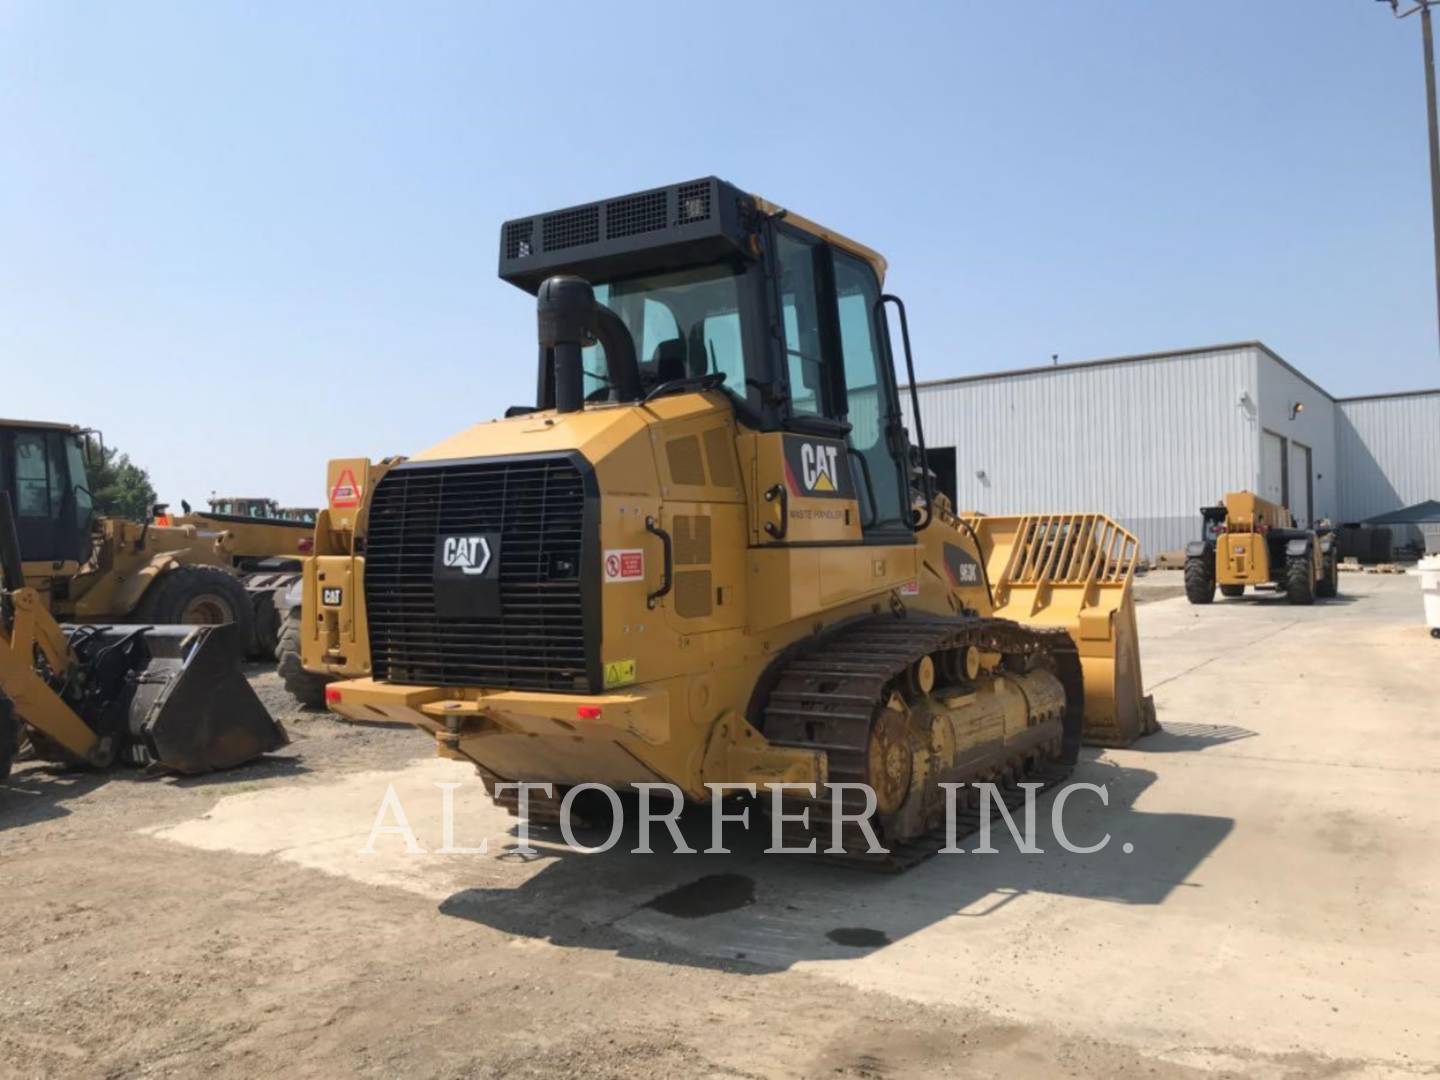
[833,251,909,531]
[775,230,828,418]
[64,436,93,526]
[701,311,744,389]
[15,432,51,517]
[579,263,752,405]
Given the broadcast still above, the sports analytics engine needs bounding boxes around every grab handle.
[645,516,673,609]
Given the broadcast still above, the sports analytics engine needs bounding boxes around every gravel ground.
[2,615,1427,1079]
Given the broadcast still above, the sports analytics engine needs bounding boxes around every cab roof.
[0,418,83,433]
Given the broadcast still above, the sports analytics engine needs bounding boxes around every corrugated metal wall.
[901,346,1261,558]
[1254,354,1338,527]
[1336,392,1440,522]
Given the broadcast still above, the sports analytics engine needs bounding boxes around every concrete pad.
[148,573,1440,1074]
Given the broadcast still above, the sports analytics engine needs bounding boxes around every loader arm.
[1,588,110,763]
[0,493,288,774]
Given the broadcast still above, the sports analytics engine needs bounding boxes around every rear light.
[298,537,314,553]
[576,705,602,720]
[325,687,342,704]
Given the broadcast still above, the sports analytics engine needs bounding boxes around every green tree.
[85,438,157,522]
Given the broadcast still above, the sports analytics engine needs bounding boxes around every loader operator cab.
[0,420,95,566]
[499,178,924,542]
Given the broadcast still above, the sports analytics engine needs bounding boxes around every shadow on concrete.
[0,750,304,830]
[1136,720,1257,753]
[438,756,1233,971]
[168,753,309,788]
[0,765,108,831]
[1220,591,1360,607]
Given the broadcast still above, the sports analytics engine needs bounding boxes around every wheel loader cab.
[0,420,95,566]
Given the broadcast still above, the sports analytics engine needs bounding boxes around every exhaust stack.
[536,275,639,412]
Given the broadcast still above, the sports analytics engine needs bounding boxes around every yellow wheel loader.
[1,419,258,658]
[1185,491,1338,605]
[156,496,318,657]
[300,178,1157,865]
[0,495,287,779]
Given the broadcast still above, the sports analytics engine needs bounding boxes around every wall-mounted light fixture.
[1290,402,1305,420]
[975,469,988,481]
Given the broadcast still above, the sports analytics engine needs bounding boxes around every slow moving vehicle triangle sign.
[330,468,361,509]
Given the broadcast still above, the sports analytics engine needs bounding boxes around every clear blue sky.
[1,1,1434,506]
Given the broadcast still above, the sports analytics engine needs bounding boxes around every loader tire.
[1184,557,1215,604]
[1285,554,1316,606]
[1315,550,1339,599]
[276,608,331,709]
[249,588,282,659]
[135,566,254,659]
[1219,583,1245,598]
[0,693,17,781]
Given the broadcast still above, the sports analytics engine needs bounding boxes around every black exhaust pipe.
[536,275,639,412]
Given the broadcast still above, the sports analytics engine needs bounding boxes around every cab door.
[750,225,911,546]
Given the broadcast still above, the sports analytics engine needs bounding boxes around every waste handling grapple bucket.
[963,511,1158,746]
[65,622,288,773]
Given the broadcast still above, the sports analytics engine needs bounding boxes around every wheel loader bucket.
[72,622,289,774]
[963,512,1158,747]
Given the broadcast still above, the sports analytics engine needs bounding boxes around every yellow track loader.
[299,178,1157,865]
[1185,491,1338,605]
[0,496,287,779]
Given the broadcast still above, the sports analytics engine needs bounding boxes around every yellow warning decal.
[604,658,637,688]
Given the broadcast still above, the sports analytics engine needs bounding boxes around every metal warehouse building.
[902,342,1440,558]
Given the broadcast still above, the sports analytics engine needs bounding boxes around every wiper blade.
[641,372,727,403]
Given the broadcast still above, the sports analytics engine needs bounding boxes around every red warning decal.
[330,468,361,509]
[603,548,645,583]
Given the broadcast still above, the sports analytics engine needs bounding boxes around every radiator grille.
[364,456,595,691]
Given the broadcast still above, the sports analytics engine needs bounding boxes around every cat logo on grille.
[440,536,492,576]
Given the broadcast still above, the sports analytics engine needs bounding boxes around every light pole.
[1378,0,1440,354]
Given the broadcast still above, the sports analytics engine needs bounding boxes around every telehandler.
[0,495,286,780]
[299,177,1156,865]
[1185,491,1338,605]
[1,419,257,654]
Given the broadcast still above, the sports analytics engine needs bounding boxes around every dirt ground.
[2,573,1436,1079]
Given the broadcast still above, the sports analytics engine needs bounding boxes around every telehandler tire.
[0,693,17,781]
[1315,550,1339,599]
[1219,583,1245,598]
[276,607,331,709]
[1184,557,1215,604]
[135,566,255,658]
[1285,554,1316,606]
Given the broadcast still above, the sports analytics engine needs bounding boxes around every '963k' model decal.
[782,435,855,500]
[943,542,984,588]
